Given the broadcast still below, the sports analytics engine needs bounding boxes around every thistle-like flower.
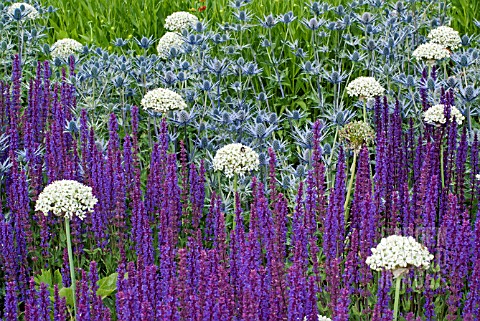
[35,180,98,220]
[346,76,385,99]
[412,43,450,63]
[156,32,184,59]
[428,26,461,50]
[339,121,374,151]
[51,38,83,61]
[212,143,259,178]
[141,88,187,113]
[7,2,39,20]
[164,11,199,31]
[423,104,464,126]
[366,235,433,278]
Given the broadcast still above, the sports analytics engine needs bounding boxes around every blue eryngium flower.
[113,38,128,47]
[259,14,278,28]
[135,36,155,50]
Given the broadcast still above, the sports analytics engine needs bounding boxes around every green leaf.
[96,272,118,299]
[59,287,74,307]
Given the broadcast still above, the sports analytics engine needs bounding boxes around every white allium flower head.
[156,32,184,59]
[141,88,187,113]
[423,104,464,126]
[476,174,480,181]
[212,143,260,178]
[304,315,332,321]
[346,77,385,99]
[165,11,199,31]
[7,2,38,20]
[428,26,461,50]
[35,180,98,220]
[366,235,433,278]
[412,43,450,62]
[51,38,83,61]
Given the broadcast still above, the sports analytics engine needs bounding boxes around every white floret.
[412,43,450,62]
[35,180,98,220]
[141,88,187,113]
[165,11,199,31]
[7,2,38,20]
[51,38,83,61]
[346,77,385,99]
[212,143,259,178]
[365,235,433,277]
[423,104,464,126]
[156,32,185,59]
[428,26,461,50]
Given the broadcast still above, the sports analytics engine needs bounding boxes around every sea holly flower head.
[412,42,450,64]
[141,88,187,114]
[50,38,83,61]
[366,235,433,278]
[428,26,462,50]
[156,32,184,59]
[212,143,259,178]
[164,11,199,31]
[423,104,464,126]
[7,2,39,20]
[339,120,374,152]
[35,180,98,220]
[346,76,385,100]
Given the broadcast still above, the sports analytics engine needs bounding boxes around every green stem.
[328,126,339,188]
[440,143,445,189]
[65,217,77,318]
[363,99,367,122]
[393,276,402,321]
[344,150,358,221]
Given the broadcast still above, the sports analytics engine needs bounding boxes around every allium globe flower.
[339,120,374,151]
[412,43,450,63]
[156,32,184,59]
[141,88,187,113]
[304,315,332,321]
[51,38,83,61]
[212,143,260,178]
[7,2,38,20]
[35,180,98,220]
[366,235,433,278]
[423,104,464,126]
[346,77,385,99]
[165,11,199,31]
[428,26,461,50]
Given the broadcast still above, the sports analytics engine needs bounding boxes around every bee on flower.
[212,143,259,178]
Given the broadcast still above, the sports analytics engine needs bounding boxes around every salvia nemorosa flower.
[35,180,98,220]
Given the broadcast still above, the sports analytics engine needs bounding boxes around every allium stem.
[344,150,358,219]
[65,217,77,318]
[363,100,367,122]
[393,276,402,321]
[328,126,339,188]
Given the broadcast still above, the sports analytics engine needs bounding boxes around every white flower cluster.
[476,174,480,181]
[156,32,184,59]
[7,2,38,20]
[428,26,461,50]
[423,104,465,126]
[51,38,83,61]
[141,88,187,113]
[212,143,259,178]
[346,77,385,99]
[164,11,199,31]
[304,316,331,321]
[35,180,98,220]
[412,43,450,62]
[366,235,433,277]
